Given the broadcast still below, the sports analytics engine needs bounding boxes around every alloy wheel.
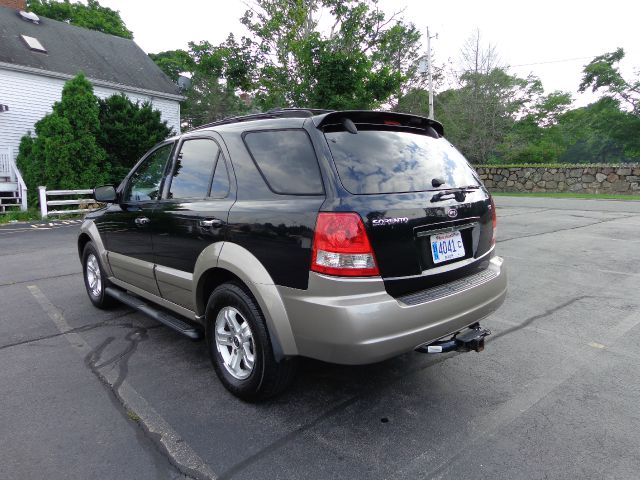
[214,306,256,380]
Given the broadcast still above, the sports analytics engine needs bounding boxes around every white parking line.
[27,285,217,480]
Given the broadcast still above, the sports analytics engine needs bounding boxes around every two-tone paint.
[78,111,507,365]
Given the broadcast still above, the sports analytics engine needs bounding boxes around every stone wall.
[475,165,640,194]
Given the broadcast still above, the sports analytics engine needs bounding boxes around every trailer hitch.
[415,323,491,354]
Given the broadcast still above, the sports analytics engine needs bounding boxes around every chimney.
[0,0,27,10]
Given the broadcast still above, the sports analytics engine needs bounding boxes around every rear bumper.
[279,256,507,364]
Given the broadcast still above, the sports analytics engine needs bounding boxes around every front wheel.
[206,283,296,401]
[82,242,117,309]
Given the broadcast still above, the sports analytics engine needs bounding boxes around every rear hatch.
[318,112,495,298]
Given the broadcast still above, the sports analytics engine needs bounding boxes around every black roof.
[0,6,180,97]
[191,108,334,131]
[192,108,445,136]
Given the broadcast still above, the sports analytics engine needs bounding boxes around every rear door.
[152,134,235,309]
[322,123,494,297]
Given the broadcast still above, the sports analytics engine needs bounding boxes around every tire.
[206,282,297,401]
[82,242,117,309]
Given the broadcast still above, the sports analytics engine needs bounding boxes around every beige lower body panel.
[279,256,507,365]
[108,252,160,296]
[155,265,194,310]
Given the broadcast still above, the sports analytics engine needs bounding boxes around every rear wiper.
[430,185,480,203]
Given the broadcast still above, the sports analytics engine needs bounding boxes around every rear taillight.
[490,197,497,246]
[311,213,379,277]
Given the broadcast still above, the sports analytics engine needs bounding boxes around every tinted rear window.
[243,129,324,195]
[325,129,479,194]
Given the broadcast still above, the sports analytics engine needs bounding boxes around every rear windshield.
[325,129,479,194]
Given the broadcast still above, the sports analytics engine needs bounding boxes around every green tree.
[27,0,133,39]
[398,31,543,163]
[182,73,249,129]
[579,48,639,116]
[148,50,195,82]
[434,69,541,163]
[235,0,420,110]
[558,98,640,163]
[17,73,108,199]
[494,91,573,164]
[97,94,173,183]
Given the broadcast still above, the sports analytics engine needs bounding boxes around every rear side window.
[325,129,479,194]
[210,153,230,198]
[168,139,220,199]
[243,129,323,195]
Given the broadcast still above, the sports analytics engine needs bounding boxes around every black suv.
[79,109,507,400]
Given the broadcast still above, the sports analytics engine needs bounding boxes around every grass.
[0,208,85,225]
[0,208,41,224]
[126,410,140,422]
[492,191,640,201]
[477,163,639,169]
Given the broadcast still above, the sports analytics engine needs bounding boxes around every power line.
[508,56,596,68]
[437,55,598,75]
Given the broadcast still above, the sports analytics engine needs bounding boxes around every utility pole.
[426,27,437,120]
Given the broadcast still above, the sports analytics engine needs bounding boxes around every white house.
[0,1,183,212]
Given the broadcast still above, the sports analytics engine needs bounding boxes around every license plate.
[430,231,465,264]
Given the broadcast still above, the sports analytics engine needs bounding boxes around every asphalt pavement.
[1,197,639,480]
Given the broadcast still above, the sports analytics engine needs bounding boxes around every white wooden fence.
[38,186,99,218]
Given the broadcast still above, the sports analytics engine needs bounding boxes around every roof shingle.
[0,6,180,97]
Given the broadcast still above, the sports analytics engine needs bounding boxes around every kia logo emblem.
[447,208,458,218]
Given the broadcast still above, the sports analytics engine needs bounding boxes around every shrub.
[17,73,108,199]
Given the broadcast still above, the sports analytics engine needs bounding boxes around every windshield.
[325,129,480,195]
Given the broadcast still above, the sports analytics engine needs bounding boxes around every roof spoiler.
[312,110,444,137]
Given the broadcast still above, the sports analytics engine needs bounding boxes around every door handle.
[199,218,223,228]
[134,216,150,226]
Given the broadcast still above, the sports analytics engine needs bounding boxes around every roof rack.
[190,108,335,131]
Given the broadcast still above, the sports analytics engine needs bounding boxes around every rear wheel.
[206,283,296,401]
[82,242,117,309]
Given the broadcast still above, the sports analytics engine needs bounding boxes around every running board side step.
[415,323,491,354]
[105,287,202,340]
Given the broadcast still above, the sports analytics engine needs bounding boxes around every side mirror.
[94,185,117,203]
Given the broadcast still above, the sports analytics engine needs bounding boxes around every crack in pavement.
[497,214,640,243]
[220,295,596,478]
[218,347,466,478]
[386,301,640,480]
[488,295,593,342]
[0,311,138,351]
[0,271,80,288]
[26,284,217,480]
[496,208,552,217]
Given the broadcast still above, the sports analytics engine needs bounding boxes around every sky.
[98,0,639,107]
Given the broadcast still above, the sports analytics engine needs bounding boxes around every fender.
[78,220,113,277]
[193,242,298,357]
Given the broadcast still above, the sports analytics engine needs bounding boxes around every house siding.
[0,68,180,163]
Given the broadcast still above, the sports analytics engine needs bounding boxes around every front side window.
[168,139,220,199]
[124,143,173,202]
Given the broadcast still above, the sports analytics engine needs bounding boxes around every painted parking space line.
[27,284,217,480]
[0,219,83,235]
